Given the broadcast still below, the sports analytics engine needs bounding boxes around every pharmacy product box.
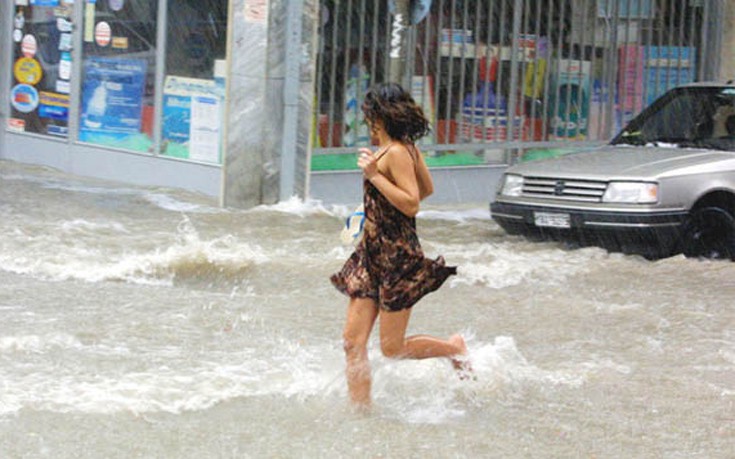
[550,59,591,140]
[644,46,695,106]
[618,44,644,126]
[440,28,473,44]
[460,107,526,142]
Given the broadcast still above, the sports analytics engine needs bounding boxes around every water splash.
[0,216,269,286]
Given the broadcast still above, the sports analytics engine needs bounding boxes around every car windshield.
[612,87,735,151]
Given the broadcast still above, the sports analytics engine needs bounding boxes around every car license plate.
[534,211,571,228]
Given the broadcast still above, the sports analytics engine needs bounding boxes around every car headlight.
[500,174,524,197]
[602,182,658,204]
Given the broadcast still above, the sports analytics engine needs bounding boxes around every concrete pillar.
[221,0,272,208]
[720,0,735,82]
[274,0,319,202]
[221,0,316,208]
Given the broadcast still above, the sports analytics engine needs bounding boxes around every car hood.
[510,145,735,180]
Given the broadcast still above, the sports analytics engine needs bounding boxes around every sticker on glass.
[57,17,72,32]
[14,11,25,29]
[39,91,70,121]
[84,2,95,42]
[59,52,72,80]
[13,29,23,42]
[59,32,72,51]
[56,80,71,94]
[8,118,26,133]
[111,36,128,49]
[109,0,123,11]
[54,4,73,18]
[95,21,111,46]
[21,34,37,58]
[47,125,69,137]
[13,57,43,85]
[11,84,40,113]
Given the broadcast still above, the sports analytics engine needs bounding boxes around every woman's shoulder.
[385,142,417,163]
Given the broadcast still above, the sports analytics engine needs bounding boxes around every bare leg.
[379,308,467,361]
[343,297,379,408]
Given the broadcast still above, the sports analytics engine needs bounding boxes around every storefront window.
[160,0,228,164]
[78,0,157,153]
[8,0,75,137]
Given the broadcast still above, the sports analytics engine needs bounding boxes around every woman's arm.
[358,144,421,217]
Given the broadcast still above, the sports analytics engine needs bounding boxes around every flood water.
[0,159,733,458]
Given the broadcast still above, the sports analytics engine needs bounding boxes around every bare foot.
[448,334,474,379]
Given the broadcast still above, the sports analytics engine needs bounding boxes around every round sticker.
[13,29,23,42]
[109,0,124,12]
[21,34,37,58]
[13,57,43,85]
[11,84,40,113]
[95,21,111,47]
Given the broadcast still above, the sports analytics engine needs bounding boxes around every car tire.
[680,206,735,260]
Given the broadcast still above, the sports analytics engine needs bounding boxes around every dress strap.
[373,142,393,161]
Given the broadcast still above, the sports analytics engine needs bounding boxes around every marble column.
[222,0,269,208]
[279,0,318,200]
[222,0,317,208]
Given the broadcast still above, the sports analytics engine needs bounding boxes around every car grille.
[522,176,608,202]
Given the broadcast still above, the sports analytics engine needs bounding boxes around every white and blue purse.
[340,204,365,246]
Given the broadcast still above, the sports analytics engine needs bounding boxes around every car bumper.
[490,200,688,256]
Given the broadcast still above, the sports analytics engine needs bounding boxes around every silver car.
[491,83,735,260]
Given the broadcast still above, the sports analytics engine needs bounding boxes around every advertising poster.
[162,76,223,163]
[189,96,222,163]
[79,57,147,142]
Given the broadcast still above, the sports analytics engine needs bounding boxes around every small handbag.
[339,204,365,246]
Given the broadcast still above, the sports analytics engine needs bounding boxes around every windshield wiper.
[614,131,646,146]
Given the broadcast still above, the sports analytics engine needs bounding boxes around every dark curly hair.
[361,82,431,143]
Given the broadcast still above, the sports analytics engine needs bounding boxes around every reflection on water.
[1,160,733,458]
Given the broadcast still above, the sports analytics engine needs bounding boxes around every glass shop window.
[160,0,229,164]
[78,0,157,153]
[7,1,76,138]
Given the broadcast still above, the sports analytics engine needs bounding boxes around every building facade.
[0,0,729,207]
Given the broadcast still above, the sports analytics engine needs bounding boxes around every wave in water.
[0,217,270,286]
[438,241,616,290]
[0,334,627,419]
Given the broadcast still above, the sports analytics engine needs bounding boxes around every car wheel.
[680,206,735,260]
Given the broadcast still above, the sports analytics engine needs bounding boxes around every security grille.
[312,0,724,166]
